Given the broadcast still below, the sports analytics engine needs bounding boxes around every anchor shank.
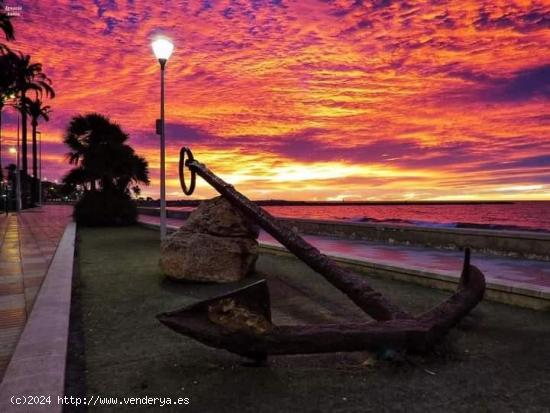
[187,159,410,321]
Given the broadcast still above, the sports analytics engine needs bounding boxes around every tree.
[0,52,17,182]
[62,113,149,226]
[0,0,14,195]
[10,50,54,176]
[63,113,149,192]
[25,97,51,203]
[1,7,55,209]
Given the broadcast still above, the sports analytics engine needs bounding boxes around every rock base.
[160,197,259,283]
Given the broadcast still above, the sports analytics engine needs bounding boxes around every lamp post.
[151,37,174,240]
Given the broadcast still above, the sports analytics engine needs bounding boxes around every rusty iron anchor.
[157,147,486,361]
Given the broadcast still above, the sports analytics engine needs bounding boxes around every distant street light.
[151,36,174,240]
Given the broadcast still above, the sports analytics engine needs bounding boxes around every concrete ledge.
[260,244,550,311]
[0,222,76,412]
[140,220,175,232]
[281,218,550,261]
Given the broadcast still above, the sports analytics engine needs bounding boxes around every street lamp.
[151,36,174,240]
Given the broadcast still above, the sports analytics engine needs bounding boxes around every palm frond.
[63,113,150,192]
[7,51,55,101]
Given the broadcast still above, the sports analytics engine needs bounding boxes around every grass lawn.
[69,226,550,412]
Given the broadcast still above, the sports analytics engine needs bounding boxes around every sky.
[1,0,549,201]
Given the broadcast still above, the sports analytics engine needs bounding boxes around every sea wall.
[137,207,550,261]
[282,218,550,261]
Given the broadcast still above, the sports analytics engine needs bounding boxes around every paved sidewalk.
[139,214,550,296]
[0,205,72,380]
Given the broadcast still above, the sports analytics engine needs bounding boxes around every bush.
[74,190,137,226]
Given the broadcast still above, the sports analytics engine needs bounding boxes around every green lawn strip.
[74,226,550,412]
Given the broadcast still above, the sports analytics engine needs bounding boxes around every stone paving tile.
[22,266,49,276]
[0,205,72,381]
[0,295,25,311]
[0,276,22,285]
[23,277,44,288]
[0,327,22,350]
[0,327,23,375]
[0,267,22,277]
[0,284,24,295]
[21,258,48,265]
[0,254,19,261]
[22,260,48,267]
[0,309,26,329]
[0,358,11,376]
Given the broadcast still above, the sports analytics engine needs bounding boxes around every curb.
[0,222,76,412]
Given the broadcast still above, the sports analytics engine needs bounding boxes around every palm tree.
[25,97,51,203]
[0,52,16,180]
[0,0,14,176]
[0,94,7,179]
[64,113,128,191]
[10,51,54,177]
[63,113,149,194]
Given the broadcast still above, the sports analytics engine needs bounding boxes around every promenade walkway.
[0,205,72,380]
[139,214,550,302]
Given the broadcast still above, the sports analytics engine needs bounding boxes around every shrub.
[73,190,137,226]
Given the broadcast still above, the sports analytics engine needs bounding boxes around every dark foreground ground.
[67,226,550,412]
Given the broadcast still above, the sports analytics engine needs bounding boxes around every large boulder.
[160,197,259,283]
[184,196,259,238]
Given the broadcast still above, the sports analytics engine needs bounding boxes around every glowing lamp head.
[152,37,174,62]
[9,147,17,154]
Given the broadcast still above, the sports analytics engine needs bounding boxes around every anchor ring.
[179,146,196,195]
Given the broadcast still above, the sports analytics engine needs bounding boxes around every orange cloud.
[3,0,548,200]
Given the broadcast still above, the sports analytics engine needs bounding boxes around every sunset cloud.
[2,0,549,200]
